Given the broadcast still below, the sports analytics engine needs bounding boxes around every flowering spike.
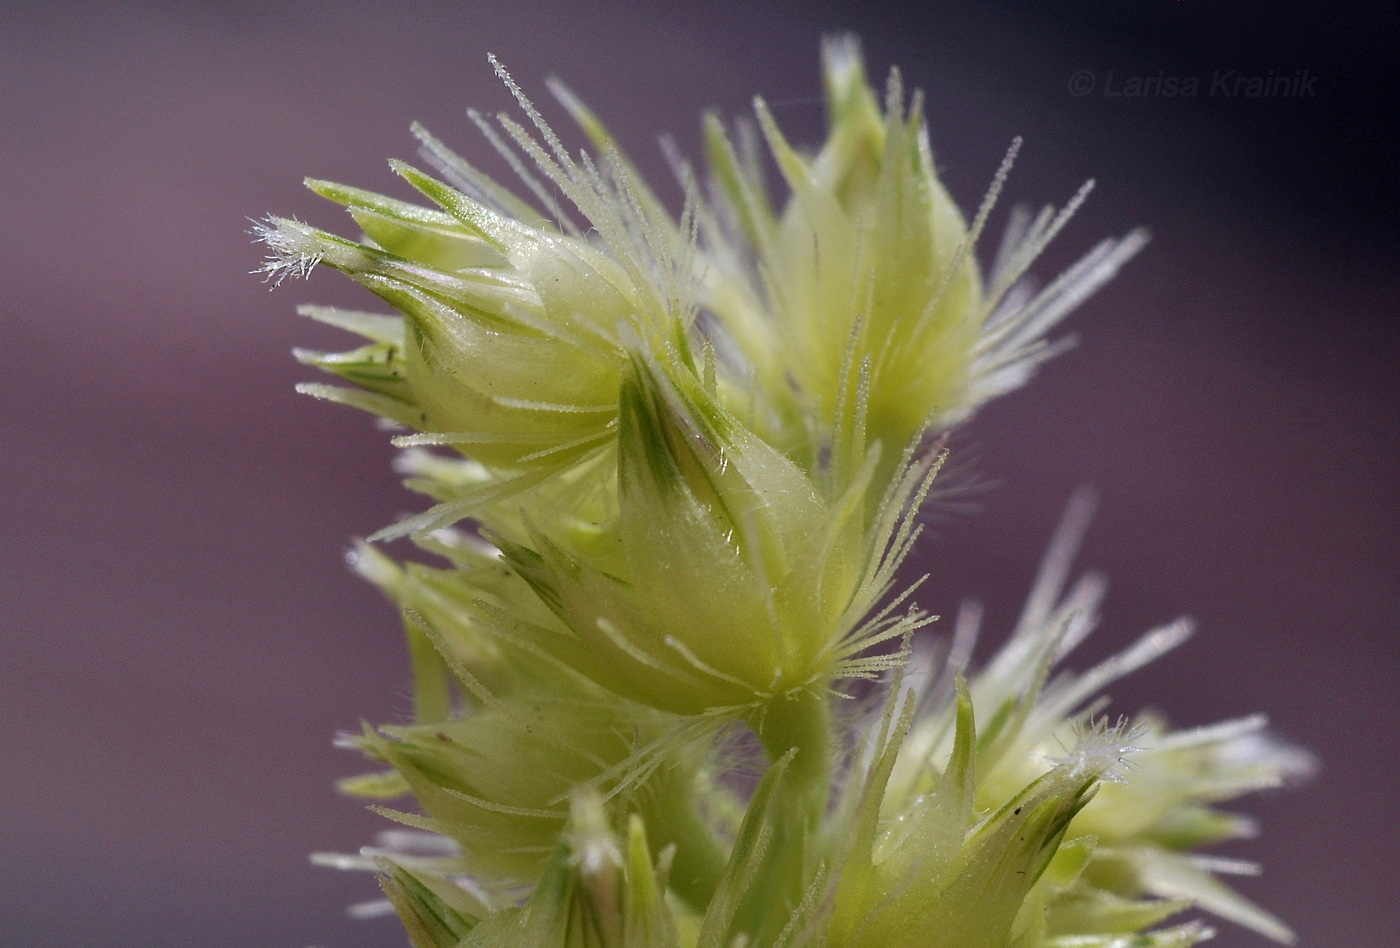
[265,37,1306,948]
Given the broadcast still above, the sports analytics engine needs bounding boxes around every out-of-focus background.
[2,1,1395,945]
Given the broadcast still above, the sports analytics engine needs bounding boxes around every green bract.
[490,359,929,716]
[267,36,1307,948]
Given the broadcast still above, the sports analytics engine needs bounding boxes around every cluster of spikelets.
[259,37,1310,948]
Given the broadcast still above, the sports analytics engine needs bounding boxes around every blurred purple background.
[2,1,1395,945]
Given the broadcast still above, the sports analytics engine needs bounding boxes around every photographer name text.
[1068,68,1318,99]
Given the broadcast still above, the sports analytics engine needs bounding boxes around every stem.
[753,688,832,825]
[737,687,833,941]
[651,781,730,913]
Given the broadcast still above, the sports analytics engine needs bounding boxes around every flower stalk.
[266,36,1309,947]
